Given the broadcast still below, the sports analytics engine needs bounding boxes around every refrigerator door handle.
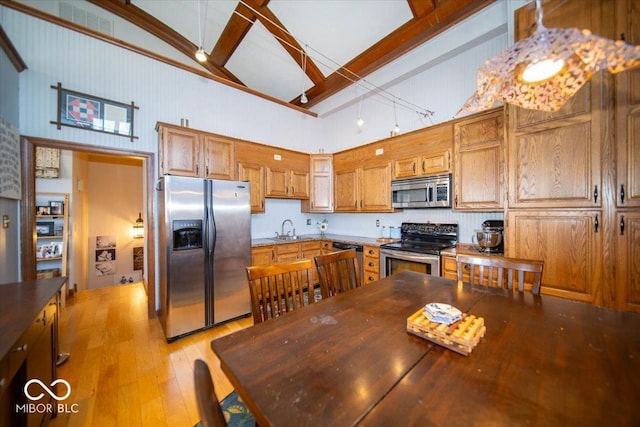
[205,181,216,257]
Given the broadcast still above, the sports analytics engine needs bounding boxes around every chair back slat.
[314,249,361,297]
[456,253,544,295]
[246,259,317,324]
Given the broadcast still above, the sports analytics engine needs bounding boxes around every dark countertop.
[252,233,398,248]
[0,276,68,361]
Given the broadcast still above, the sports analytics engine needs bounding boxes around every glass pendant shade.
[458,18,640,115]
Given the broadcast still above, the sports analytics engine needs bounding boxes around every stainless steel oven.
[379,223,458,278]
[380,248,440,277]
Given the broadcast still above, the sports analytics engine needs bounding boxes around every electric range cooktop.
[380,222,458,255]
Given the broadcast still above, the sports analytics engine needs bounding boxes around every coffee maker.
[479,220,504,253]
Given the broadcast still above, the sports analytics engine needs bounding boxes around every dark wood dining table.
[211,271,640,426]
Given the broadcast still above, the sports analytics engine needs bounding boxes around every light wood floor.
[49,282,253,427]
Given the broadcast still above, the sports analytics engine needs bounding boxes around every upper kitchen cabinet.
[453,108,505,211]
[334,143,393,212]
[156,123,235,180]
[615,0,640,209]
[389,122,452,180]
[507,1,602,209]
[237,162,265,213]
[235,139,310,203]
[302,154,333,212]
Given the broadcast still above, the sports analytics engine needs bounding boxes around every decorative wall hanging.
[95,235,117,276]
[0,115,21,199]
[50,83,139,141]
[457,0,640,116]
[35,147,60,179]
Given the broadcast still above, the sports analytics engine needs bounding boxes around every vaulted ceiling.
[6,0,495,112]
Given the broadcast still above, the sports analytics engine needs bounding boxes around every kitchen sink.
[269,235,314,242]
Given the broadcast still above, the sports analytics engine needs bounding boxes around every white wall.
[0,39,21,284]
[86,157,143,290]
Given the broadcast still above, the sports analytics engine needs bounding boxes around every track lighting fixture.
[391,100,400,136]
[195,47,207,63]
[195,0,208,63]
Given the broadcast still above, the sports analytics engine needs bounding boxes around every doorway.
[20,136,156,319]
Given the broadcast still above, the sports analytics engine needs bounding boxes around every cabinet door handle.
[594,214,599,233]
[620,184,625,204]
[620,215,625,236]
[594,185,598,203]
[196,165,199,175]
[455,195,458,207]
[412,163,416,173]
[206,165,209,176]
[422,160,426,173]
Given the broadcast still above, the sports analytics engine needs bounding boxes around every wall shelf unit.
[35,192,69,280]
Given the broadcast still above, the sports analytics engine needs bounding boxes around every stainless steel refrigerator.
[157,176,251,341]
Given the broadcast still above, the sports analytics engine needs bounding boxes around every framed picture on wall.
[36,222,54,236]
[37,206,51,215]
[49,200,64,215]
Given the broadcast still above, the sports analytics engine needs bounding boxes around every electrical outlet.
[376,219,380,227]
[306,218,311,225]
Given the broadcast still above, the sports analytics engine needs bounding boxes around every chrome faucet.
[281,219,294,237]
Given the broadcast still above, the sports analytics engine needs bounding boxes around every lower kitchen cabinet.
[616,211,640,312]
[441,255,457,280]
[506,210,601,303]
[363,246,380,284]
[251,245,274,266]
[275,243,300,262]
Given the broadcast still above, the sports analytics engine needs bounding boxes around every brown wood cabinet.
[157,123,235,180]
[1,279,62,427]
[236,140,310,206]
[238,162,265,213]
[334,163,393,212]
[454,108,505,211]
[613,0,640,312]
[616,211,640,312]
[274,243,300,263]
[251,245,274,266]
[505,0,615,307]
[506,210,601,303]
[266,167,309,199]
[393,151,450,179]
[302,154,333,212]
[363,246,380,284]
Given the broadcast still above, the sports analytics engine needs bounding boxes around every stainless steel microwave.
[391,174,451,208]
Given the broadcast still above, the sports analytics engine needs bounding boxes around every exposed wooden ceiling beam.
[296,0,495,107]
[407,0,436,19]
[0,0,317,117]
[244,0,324,85]
[87,0,242,83]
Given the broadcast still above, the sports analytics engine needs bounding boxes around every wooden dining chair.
[245,259,318,324]
[456,253,544,295]
[193,359,230,427]
[314,249,362,297]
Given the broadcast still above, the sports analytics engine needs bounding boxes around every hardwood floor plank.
[49,282,253,427]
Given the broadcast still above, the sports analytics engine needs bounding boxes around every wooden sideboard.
[0,276,67,427]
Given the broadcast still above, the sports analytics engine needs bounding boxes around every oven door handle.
[380,249,439,262]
